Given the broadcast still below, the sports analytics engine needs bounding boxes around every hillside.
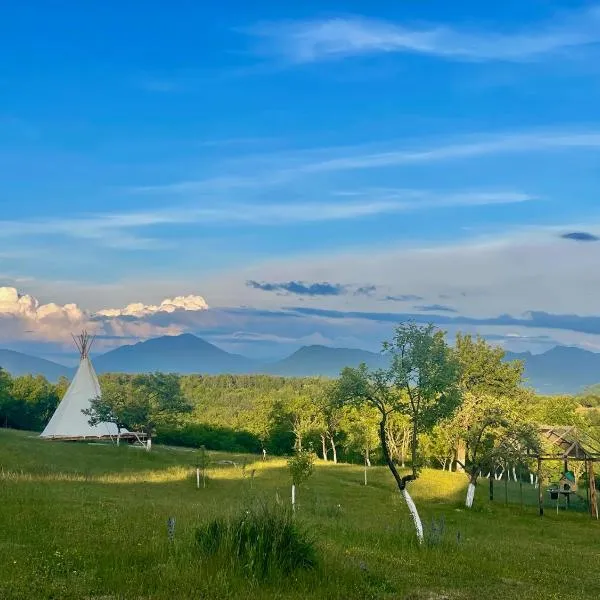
[1,428,599,599]
[0,349,71,381]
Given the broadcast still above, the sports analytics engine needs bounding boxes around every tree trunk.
[330,437,337,464]
[401,487,424,543]
[321,435,328,461]
[378,413,423,544]
[411,420,418,479]
[365,445,371,467]
[465,473,477,508]
[456,441,466,473]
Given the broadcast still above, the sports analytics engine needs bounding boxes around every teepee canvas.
[41,332,118,439]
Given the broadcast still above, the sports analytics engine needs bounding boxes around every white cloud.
[246,8,600,64]
[0,189,536,248]
[132,130,600,196]
[0,287,208,348]
[97,294,209,317]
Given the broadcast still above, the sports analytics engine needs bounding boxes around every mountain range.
[1,333,598,395]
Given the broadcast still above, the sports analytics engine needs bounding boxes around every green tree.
[86,373,191,437]
[0,368,13,428]
[384,322,461,478]
[452,334,524,472]
[454,333,524,396]
[341,404,380,465]
[9,374,59,431]
[335,322,460,543]
[452,392,539,507]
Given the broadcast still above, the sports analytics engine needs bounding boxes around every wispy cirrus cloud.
[0,190,535,249]
[245,7,600,64]
[132,130,600,195]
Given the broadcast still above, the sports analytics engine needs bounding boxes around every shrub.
[195,504,317,579]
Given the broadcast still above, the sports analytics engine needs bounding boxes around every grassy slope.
[1,429,598,600]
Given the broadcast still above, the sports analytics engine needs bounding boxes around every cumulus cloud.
[97,294,209,317]
[0,287,207,350]
[0,287,87,344]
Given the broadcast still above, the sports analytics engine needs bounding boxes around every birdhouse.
[559,470,577,494]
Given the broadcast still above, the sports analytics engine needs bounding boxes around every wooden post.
[538,458,544,517]
[589,461,598,519]
[519,466,523,510]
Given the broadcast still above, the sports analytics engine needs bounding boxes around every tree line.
[1,325,598,478]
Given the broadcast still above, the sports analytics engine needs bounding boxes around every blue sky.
[2,1,600,359]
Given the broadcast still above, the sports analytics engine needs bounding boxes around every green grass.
[1,428,599,599]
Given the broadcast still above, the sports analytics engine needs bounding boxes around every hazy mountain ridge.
[263,344,389,377]
[1,334,599,393]
[0,349,72,381]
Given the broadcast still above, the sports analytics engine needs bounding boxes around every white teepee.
[41,332,118,439]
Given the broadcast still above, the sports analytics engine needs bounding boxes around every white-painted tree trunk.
[401,488,424,544]
[364,466,368,486]
[196,467,200,489]
[291,484,296,512]
[512,467,518,482]
[465,482,476,508]
[146,438,152,452]
[530,473,534,485]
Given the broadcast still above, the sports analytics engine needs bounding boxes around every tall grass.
[195,503,317,579]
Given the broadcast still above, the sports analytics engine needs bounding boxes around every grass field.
[1,428,599,600]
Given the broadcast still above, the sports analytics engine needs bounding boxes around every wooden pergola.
[533,426,600,518]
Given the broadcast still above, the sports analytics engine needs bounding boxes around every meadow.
[1,428,599,600]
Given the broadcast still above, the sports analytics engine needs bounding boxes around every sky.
[2,0,600,362]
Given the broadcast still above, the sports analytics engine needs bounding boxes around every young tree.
[314,382,344,463]
[452,392,539,507]
[421,424,456,471]
[335,322,460,543]
[287,448,315,511]
[285,387,322,452]
[341,404,380,466]
[384,322,461,478]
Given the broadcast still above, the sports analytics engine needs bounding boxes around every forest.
[2,327,600,480]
